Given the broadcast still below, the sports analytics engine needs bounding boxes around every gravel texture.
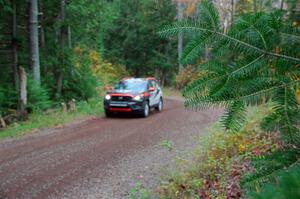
[0,97,221,199]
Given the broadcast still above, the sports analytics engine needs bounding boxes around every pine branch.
[229,55,265,78]
[160,25,300,63]
[238,18,268,49]
[221,100,246,133]
[281,33,300,41]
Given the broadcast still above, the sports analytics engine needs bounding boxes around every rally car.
[103,77,163,117]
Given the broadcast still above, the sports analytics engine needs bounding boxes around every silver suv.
[103,77,163,117]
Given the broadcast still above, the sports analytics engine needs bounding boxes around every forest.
[1,0,300,198]
[0,0,179,125]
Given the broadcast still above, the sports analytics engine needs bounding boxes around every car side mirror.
[149,87,155,92]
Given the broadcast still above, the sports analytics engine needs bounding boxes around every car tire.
[155,98,163,112]
[142,101,150,118]
[105,110,113,117]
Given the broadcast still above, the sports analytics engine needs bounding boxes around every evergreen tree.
[160,0,300,191]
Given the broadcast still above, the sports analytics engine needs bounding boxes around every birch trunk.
[19,67,27,112]
[0,116,6,128]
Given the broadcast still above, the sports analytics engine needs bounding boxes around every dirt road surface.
[0,97,221,199]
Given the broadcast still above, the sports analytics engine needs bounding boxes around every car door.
[149,80,160,106]
[148,81,155,106]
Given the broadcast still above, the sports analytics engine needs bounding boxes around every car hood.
[109,89,141,96]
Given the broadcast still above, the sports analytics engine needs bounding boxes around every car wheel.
[142,102,150,118]
[155,98,163,112]
[105,110,113,117]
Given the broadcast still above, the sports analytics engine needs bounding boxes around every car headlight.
[105,94,111,100]
[133,95,142,101]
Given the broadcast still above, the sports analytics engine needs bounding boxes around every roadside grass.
[0,97,103,139]
[163,87,181,97]
[156,103,277,199]
[130,181,152,199]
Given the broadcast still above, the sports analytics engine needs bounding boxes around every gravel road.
[0,97,221,199]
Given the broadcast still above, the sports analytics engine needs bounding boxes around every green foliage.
[248,164,300,199]
[66,0,119,51]
[160,0,300,197]
[160,140,174,151]
[175,65,202,89]
[160,0,300,138]
[242,149,299,192]
[104,0,177,79]
[158,105,279,199]
[0,0,12,12]
[27,77,52,111]
[0,84,18,114]
[1,0,179,128]
[63,57,97,101]
[221,100,247,133]
[0,96,103,139]
[130,181,152,199]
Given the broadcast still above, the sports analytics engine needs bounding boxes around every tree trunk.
[0,116,6,128]
[177,0,184,72]
[253,0,257,13]
[56,72,64,98]
[56,0,66,98]
[40,2,45,48]
[19,67,27,112]
[231,0,234,26]
[60,0,65,50]
[12,0,19,94]
[68,25,72,48]
[161,71,166,87]
[280,0,284,11]
[40,26,45,48]
[29,0,40,84]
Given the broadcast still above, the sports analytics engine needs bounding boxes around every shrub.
[27,77,52,111]
[52,47,98,101]
[175,65,202,89]
[88,49,128,86]
[0,84,18,114]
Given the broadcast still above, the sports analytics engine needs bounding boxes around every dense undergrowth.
[0,96,103,139]
[0,47,126,138]
[156,105,279,199]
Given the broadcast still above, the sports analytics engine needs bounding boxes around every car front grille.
[111,96,132,101]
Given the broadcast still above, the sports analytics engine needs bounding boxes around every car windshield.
[114,79,147,92]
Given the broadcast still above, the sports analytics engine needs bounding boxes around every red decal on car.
[109,108,132,112]
[110,93,134,97]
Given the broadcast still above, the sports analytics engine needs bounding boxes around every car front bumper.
[104,100,144,113]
